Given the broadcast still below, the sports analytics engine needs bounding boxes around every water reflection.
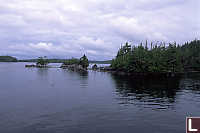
[1,63,200,133]
[180,73,200,92]
[65,69,88,79]
[111,75,181,109]
[62,69,89,88]
[76,71,88,88]
[37,68,49,76]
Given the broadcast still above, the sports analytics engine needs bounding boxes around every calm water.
[0,62,200,133]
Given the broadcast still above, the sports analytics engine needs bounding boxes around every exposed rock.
[99,66,114,71]
[60,64,87,72]
[36,64,48,68]
[25,64,36,67]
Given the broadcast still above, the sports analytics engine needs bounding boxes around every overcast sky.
[0,0,199,60]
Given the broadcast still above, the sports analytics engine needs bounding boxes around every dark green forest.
[19,58,110,64]
[63,54,89,69]
[111,39,200,73]
[1,39,200,73]
[0,56,18,62]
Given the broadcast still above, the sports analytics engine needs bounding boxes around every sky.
[0,0,199,60]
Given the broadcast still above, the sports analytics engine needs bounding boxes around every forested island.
[111,39,200,74]
[1,39,200,76]
[19,58,111,64]
[0,56,18,62]
[25,55,90,72]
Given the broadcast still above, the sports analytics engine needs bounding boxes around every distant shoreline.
[0,56,111,64]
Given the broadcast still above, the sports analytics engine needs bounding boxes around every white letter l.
[189,118,198,132]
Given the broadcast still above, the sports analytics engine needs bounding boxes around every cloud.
[0,0,199,60]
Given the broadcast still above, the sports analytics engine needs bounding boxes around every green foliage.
[0,56,17,62]
[180,39,200,69]
[79,54,89,69]
[111,40,200,73]
[62,55,89,69]
[92,64,98,70]
[63,58,80,65]
[89,60,112,64]
[20,58,111,64]
[36,56,48,66]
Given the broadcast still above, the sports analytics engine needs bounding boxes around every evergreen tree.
[36,56,48,67]
[111,39,200,73]
[79,54,89,69]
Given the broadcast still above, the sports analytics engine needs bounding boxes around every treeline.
[19,59,66,63]
[63,54,89,69]
[19,58,111,64]
[111,39,200,73]
[89,60,112,64]
[0,56,18,62]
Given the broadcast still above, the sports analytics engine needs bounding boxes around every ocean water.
[0,62,200,133]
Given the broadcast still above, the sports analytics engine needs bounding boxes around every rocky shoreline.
[60,64,87,72]
[25,63,199,78]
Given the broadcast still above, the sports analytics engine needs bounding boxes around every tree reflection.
[62,69,88,88]
[37,68,49,76]
[180,73,200,91]
[71,70,88,88]
[111,74,181,109]
[68,70,88,79]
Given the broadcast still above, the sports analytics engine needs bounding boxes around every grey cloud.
[0,0,199,60]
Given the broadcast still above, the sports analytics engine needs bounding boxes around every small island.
[25,56,49,68]
[2,39,200,78]
[60,54,89,72]
[25,54,90,72]
[0,56,18,62]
